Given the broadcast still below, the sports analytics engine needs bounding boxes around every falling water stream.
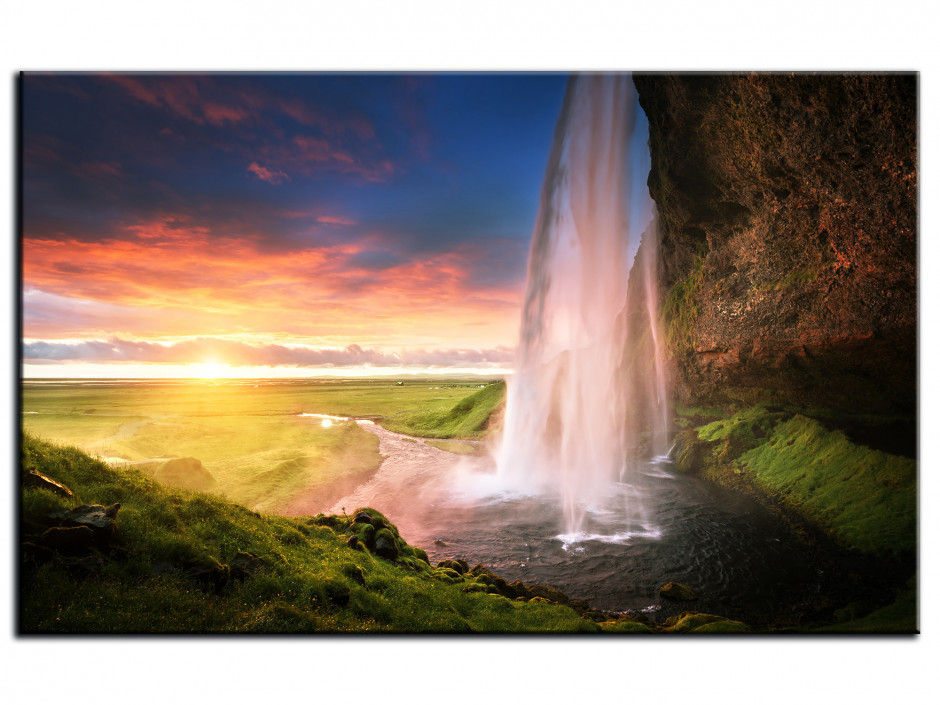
[324,74,825,623]
[496,73,669,538]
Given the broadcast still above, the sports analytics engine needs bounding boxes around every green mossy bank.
[674,405,915,557]
[379,381,505,439]
[672,404,917,632]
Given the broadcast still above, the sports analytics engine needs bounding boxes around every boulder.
[526,584,570,605]
[373,528,400,560]
[437,559,468,574]
[46,503,120,543]
[154,457,217,492]
[508,580,531,599]
[660,581,698,601]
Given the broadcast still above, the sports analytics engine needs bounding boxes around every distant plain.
[21,378,501,513]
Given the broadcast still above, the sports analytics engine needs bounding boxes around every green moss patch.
[737,415,915,556]
[663,256,704,356]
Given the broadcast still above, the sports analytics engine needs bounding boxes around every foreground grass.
[380,382,505,439]
[21,433,611,634]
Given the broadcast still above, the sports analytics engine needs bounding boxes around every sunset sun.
[192,361,229,379]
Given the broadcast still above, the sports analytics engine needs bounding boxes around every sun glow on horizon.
[21,361,514,380]
[191,361,231,379]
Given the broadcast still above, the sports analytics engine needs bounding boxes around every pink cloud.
[104,75,251,127]
[251,136,395,183]
[158,127,185,141]
[203,101,251,126]
[316,215,356,226]
[247,162,289,185]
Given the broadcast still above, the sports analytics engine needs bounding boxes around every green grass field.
[22,377,505,513]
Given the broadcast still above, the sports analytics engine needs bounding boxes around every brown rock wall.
[634,73,916,413]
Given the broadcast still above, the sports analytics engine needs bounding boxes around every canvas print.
[19,72,917,634]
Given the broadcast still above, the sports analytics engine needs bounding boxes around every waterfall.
[496,73,670,536]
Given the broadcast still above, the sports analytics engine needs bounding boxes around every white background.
[2,1,937,703]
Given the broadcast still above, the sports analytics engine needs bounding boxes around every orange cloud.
[22,218,524,351]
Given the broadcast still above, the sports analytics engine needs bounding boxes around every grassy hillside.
[20,433,610,633]
[379,381,505,439]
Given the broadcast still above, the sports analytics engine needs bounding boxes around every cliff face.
[633,74,917,414]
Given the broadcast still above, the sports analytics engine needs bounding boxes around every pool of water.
[323,421,827,625]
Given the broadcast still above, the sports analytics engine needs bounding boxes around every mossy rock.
[599,619,653,633]
[674,429,712,474]
[342,563,366,586]
[527,584,569,604]
[664,612,731,633]
[413,547,430,564]
[353,522,376,548]
[373,528,400,560]
[354,507,397,534]
[397,556,429,573]
[437,558,468,574]
[461,582,488,593]
[308,514,345,531]
[432,567,464,584]
[437,558,469,574]
[689,619,750,633]
[659,581,697,600]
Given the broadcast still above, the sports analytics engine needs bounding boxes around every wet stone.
[660,581,698,601]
